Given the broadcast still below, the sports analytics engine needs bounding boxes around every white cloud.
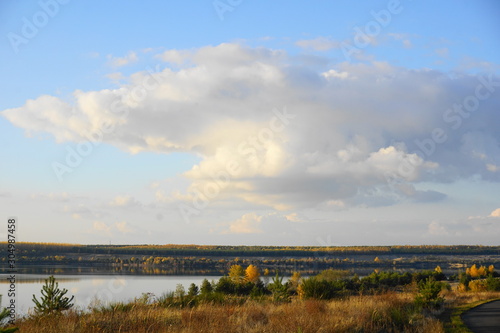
[107,51,138,67]
[490,208,500,218]
[115,221,134,233]
[223,213,263,234]
[428,221,448,235]
[285,212,309,223]
[92,221,111,233]
[388,33,413,49]
[106,72,125,81]
[3,43,500,212]
[487,164,499,172]
[156,49,192,64]
[322,69,350,80]
[109,195,140,208]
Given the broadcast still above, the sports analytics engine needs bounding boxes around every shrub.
[486,276,500,291]
[414,277,444,310]
[469,280,488,292]
[299,277,344,300]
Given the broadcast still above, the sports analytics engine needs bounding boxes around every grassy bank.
[14,291,500,333]
[15,293,444,333]
[8,265,500,332]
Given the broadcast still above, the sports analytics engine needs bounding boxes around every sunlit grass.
[15,292,448,333]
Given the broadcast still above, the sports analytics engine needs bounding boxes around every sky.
[1,0,500,246]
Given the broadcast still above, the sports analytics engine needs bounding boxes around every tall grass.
[15,292,446,333]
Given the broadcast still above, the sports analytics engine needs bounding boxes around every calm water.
[0,274,221,316]
[1,266,462,316]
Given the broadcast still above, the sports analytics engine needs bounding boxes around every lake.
[0,274,222,316]
[1,266,461,316]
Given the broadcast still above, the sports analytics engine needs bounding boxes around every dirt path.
[462,299,500,333]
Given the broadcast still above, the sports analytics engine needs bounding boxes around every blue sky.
[1,0,499,245]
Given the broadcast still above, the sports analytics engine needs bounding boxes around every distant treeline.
[5,242,500,257]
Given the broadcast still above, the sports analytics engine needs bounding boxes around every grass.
[14,293,444,333]
[12,289,500,333]
[440,290,500,333]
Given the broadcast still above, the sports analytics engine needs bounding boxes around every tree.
[32,276,74,315]
[200,279,213,295]
[188,283,199,297]
[229,265,245,284]
[414,277,444,310]
[174,284,185,298]
[316,269,349,282]
[268,273,289,302]
[288,272,301,293]
[477,265,487,277]
[467,264,488,278]
[245,265,260,283]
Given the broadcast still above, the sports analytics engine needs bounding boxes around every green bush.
[414,277,444,310]
[215,276,254,295]
[486,276,500,291]
[300,277,345,300]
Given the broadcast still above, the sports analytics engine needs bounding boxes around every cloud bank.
[3,43,500,214]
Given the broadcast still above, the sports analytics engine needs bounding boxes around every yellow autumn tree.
[435,266,442,274]
[488,265,495,274]
[467,264,488,278]
[468,264,479,278]
[289,272,301,293]
[477,265,487,277]
[245,265,260,283]
[229,264,245,283]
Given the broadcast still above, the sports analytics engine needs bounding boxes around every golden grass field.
[11,290,500,333]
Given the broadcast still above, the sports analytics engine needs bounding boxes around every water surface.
[0,274,221,316]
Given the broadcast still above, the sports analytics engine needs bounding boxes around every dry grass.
[443,289,500,307]
[14,292,447,333]
[439,290,500,333]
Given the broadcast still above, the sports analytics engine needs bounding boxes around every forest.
[2,242,500,276]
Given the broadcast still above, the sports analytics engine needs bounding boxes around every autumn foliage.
[245,265,260,283]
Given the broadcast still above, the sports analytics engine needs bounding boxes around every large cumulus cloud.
[3,43,500,211]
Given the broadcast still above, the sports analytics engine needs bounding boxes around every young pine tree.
[188,283,199,297]
[32,275,75,315]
